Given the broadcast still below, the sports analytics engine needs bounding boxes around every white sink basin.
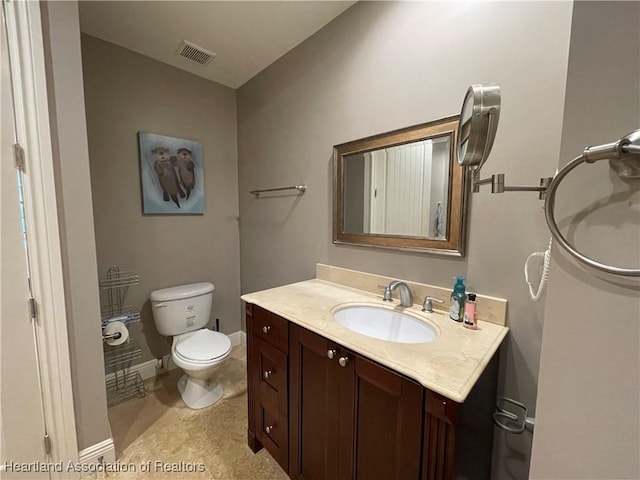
[333,305,438,344]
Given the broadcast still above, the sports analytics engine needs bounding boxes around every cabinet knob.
[263,370,273,379]
[262,325,271,334]
[265,425,274,434]
[338,356,350,367]
[327,349,337,359]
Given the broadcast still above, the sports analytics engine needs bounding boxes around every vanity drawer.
[256,338,288,414]
[256,398,288,471]
[252,305,289,353]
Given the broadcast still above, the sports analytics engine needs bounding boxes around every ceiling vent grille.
[176,40,216,66]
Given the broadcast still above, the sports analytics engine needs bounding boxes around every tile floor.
[95,346,288,480]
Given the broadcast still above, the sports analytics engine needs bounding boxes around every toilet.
[150,282,231,409]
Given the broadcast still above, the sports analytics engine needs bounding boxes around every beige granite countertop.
[241,278,509,403]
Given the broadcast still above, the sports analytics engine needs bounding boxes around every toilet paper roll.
[103,321,129,346]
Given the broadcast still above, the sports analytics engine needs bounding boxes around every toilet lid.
[175,330,231,362]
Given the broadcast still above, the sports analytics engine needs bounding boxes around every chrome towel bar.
[250,185,307,196]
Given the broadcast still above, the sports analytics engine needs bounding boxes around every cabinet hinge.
[28,297,38,321]
[13,143,25,172]
[44,434,52,455]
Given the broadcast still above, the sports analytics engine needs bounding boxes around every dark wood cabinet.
[288,325,424,480]
[349,352,424,480]
[246,303,289,471]
[246,303,498,480]
[423,390,457,479]
[289,323,344,479]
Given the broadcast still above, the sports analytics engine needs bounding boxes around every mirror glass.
[342,135,451,239]
[334,116,468,256]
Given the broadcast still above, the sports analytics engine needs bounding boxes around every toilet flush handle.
[155,303,168,308]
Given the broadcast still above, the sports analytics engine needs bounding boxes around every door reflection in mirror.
[342,135,451,239]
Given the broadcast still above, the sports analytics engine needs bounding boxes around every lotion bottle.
[463,293,477,329]
[449,276,466,322]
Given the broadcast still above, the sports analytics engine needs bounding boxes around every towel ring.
[545,134,640,277]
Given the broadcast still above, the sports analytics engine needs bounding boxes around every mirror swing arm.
[460,84,553,200]
[472,174,553,200]
[458,83,640,276]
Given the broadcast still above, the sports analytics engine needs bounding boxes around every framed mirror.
[333,115,468,256]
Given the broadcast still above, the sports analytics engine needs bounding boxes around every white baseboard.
[106,330,246,383]
[78,437,115,466]
[228,330,246,347]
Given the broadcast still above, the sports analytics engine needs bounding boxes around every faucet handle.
[378,284,393,302]
[422,296,445,313]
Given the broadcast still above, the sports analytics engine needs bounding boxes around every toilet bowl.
[150,282,231,409]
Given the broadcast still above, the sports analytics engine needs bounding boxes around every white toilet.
[150,282,231,409]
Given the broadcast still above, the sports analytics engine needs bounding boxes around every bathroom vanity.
[242,265,508,480]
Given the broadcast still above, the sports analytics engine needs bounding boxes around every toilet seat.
[174,329,231,364]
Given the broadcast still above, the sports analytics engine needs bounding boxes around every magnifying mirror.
[457,84,501,171]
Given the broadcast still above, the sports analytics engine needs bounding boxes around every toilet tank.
[150,282,214,336]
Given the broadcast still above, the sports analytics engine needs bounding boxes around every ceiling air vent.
[176,40,216,66]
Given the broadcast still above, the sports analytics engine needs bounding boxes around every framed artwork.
[138,132,205,214]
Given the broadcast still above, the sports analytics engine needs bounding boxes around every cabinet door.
[289,325,344,480]
[347,353,424,480]
[422,391,456,480]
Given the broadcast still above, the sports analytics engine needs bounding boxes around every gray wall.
[40,2,110,451]
[530,2,640,478]
[237,2,572,478]
[81,35,241,363]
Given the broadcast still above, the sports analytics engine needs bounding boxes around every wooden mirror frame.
[333,115,467,256]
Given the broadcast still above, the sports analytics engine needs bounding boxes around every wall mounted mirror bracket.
[457,83,640,276]
[473,174,553,200]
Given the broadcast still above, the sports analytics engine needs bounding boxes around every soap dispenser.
[449,276,466,322]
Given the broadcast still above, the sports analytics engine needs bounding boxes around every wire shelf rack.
[98,267,139,289]
[105,370,146,406]
[100,264,146,406]
[99,266,139,317]
[103,341,142,373]
[101,304,141,327]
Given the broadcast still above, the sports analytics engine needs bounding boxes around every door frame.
[3,0,78,470]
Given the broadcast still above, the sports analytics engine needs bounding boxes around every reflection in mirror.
[342,135,451,239]
[334,116,468,256]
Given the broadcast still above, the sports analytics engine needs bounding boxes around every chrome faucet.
[382,281,413,307]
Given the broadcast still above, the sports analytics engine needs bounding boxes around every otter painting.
[176,147,196,199]
[140,132,205,214]
[152,146,184,208]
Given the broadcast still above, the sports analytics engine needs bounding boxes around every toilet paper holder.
[102,331,122,341]
[102,320,130,346]
[493,396,535,434]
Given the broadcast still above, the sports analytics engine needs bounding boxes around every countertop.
[241,278,509,403]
